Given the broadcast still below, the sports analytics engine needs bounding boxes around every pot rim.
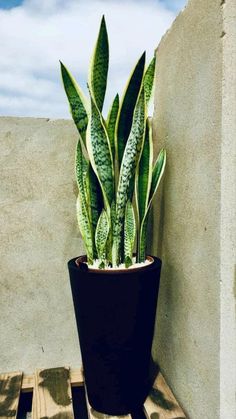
[74,255,160,275]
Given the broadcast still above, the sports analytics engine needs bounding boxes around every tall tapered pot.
[68,255,162,415]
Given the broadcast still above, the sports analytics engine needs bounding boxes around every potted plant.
[61,16,166,415]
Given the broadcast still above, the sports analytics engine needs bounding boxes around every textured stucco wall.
[152,0,236,418]
[0,117,84,372]
[220,0,236,416]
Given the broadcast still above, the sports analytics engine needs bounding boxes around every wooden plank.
[70,368,84,388]
[22,367,186,418]
[32,367,74,419]
[85,385,131,419]
[22,368,84,392]
[0,371,22,419]
[144,373,186,419]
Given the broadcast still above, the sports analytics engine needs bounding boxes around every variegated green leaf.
[75,139,89,193]
[86,165,103,259]
[87,165,103,233]
[112,87,146,266]
[143,56,156,106]
[89,15,109,111]
[115,52,146,167]
[138,148,166,262]
[110,199,116,238]
[107,94,119,159]
[76,193,94,264]
[124,201,136,268]
[136,117,153,224]
[138,216,148,263]
[149,148,166,202]
[106,200,116,265]
[75,140,94,263]
[60,61,88,143]
[86,93,114,208]
[95,209,110,268]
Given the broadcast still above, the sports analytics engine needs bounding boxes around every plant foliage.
[61,16,166,268]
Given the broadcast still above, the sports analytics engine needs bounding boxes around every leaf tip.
[100,14,107,33]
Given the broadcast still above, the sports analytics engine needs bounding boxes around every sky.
[0,0,187,118]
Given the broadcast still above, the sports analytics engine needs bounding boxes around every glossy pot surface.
[68,256,162,415]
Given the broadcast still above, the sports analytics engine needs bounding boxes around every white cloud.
[0,0,177,118]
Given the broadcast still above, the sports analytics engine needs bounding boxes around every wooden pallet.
[0,367,186,419]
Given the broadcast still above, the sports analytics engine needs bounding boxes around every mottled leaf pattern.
[75,141,94,262]
[95,209,110,268]
[143,56,156,106]
[61,16,166,268]
[149,148,166,202]
[89,15,109,111]
[86,93,114,207]
[138,148,166,262]
[112,87,146,266]
[107,94,119,159]
[106,200,116,265]
[60,61,88,143]
[87,165,103,258]
[124,202,136,268]
[75,140,89,193]
[116,52,146,167]
[136,117,153,224]
[139,216,148,262]
[76,193,94,264]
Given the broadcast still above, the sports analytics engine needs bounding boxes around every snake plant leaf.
[95,209,110,268]
[76,139,89,212]
[75,139,89,193]
[75,141,94,263]
[116,52,146,167]
[60,61,88,143]
[86,93,114,208]
[110,199,116,238]
[112,87,146,266]
[124,201,136,268]
[87,165,103,258]
[138,216,148,263]
[89,15,109,112]
[143,56,156,106]
[106,94,119,159]
[138,148,166,262]
[76,193,94,265]
[136,117,153,225]
[106,200,116,265]
[149,148,166,203]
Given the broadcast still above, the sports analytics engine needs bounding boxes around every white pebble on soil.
[87,257,152,270]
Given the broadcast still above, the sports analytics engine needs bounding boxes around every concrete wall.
[152,0,236,418]
[220,0,236,416]
[0,117,84,372]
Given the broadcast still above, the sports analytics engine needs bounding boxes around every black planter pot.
[68,255,162,415]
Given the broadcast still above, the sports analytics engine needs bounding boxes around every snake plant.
[61,16,166,268]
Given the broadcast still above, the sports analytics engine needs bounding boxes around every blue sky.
[0,0,186,12]
[0,0,23,8]
[0,0,187,118]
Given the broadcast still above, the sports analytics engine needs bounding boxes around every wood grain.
[144,373,186,419]
[32,367,74,419]
[18,367,186,418]
[0,371,22,419]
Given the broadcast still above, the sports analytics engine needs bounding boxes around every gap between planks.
[14,367,187,419]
